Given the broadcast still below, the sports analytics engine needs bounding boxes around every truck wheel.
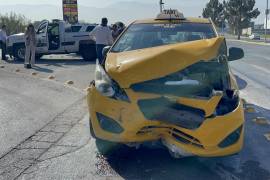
[36,54,43,60]
[80,44,97,61]
[14,45,26,61]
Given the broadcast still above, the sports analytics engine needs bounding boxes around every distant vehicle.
[87,9,245,158]
[6,19,97,61]
[249,33,261,40]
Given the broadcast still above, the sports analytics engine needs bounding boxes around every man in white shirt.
[89,18,113,63]
[0,25,7,60]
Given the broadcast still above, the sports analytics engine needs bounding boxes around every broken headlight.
[95,61,115,97]
[215,89,240,116]
[95,61,130,102]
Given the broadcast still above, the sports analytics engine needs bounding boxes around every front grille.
[171,128,204,149]
[137,126,204,149]
[137,97,205,130]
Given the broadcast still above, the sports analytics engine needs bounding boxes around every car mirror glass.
[228,47,244,61]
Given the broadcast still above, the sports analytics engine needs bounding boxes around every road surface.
[0,41,270,180]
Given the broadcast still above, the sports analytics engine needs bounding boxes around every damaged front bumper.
[87,86,244,157]
[87,37,245,157]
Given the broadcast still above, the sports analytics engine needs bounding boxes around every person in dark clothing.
[111,24,119,41]
[116,22,125,36]
[0,25,7,60]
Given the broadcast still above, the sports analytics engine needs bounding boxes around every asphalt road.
[0,41,270,180]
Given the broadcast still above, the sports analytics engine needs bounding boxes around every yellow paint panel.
[106,37,224,88]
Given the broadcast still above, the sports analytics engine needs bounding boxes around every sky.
[0,0,210,7]
[0,0,265,7]
[0,0,267,24]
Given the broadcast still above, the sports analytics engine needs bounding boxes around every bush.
[0,12,30,35]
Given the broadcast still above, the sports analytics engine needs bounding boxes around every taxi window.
[112,23,216,52]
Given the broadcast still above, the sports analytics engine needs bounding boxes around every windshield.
[112,23,216,52]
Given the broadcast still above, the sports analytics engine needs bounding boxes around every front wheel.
[89,119,121,156]
[36,54,43,60]
[14,45,26,61]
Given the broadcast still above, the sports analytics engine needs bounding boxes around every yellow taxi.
[87,10,245,157]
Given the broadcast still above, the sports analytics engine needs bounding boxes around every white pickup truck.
[7,19,97,61]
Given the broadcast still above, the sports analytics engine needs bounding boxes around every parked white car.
[7,19,97,61]
[249,33,261,40]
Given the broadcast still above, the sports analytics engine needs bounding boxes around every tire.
[89,118,121,156]
[36,54,43,60]
[14,45,26,61]
[80,44,97,61]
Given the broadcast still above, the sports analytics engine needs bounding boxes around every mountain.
[0,2,206,24]
[0,1,265,25]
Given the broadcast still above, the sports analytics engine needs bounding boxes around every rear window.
[112,23,216,52]
[65,26,82,33]
[86,26,95,32]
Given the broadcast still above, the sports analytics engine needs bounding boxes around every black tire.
[36,54,43,60]
[89,119,121,156]
[80,44,97,61]
[14,45,26,61]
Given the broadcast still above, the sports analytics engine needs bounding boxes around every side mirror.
[102,46,111,57]
[228,47,244,61]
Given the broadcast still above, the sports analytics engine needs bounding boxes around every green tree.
[0,12,30,35]
[203,0,224,28]
[224,0,260,39]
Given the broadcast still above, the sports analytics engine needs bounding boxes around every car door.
[63,25,84,52]
[36,20,49,54]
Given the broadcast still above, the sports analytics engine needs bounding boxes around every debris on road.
[0,65,5,68]
[48,75,55,80]
[264,133,270,141]
[15,69,20,72]
[252,117,270,125]
[95,153,117,176]
[245,105,256,113]
[65,80,74,85]
[32,72,38,76]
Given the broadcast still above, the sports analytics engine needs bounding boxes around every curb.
[227,39,270,46]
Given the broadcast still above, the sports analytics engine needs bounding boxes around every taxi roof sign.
[156,9,185,20]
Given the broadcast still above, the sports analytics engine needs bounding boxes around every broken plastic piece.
[245,106,255,113]
[253,117,269,125]
[264,133,270,141]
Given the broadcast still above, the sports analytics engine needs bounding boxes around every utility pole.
[159,0,164,13]
[265,0,269,42]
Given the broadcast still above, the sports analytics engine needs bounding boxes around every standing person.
[24,24,36,69]
[89,18,113,64]
[0,25,7,60]
[116,22,125,36]
[111,24,118,41]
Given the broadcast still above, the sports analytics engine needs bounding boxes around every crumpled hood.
[105,37,225,88]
